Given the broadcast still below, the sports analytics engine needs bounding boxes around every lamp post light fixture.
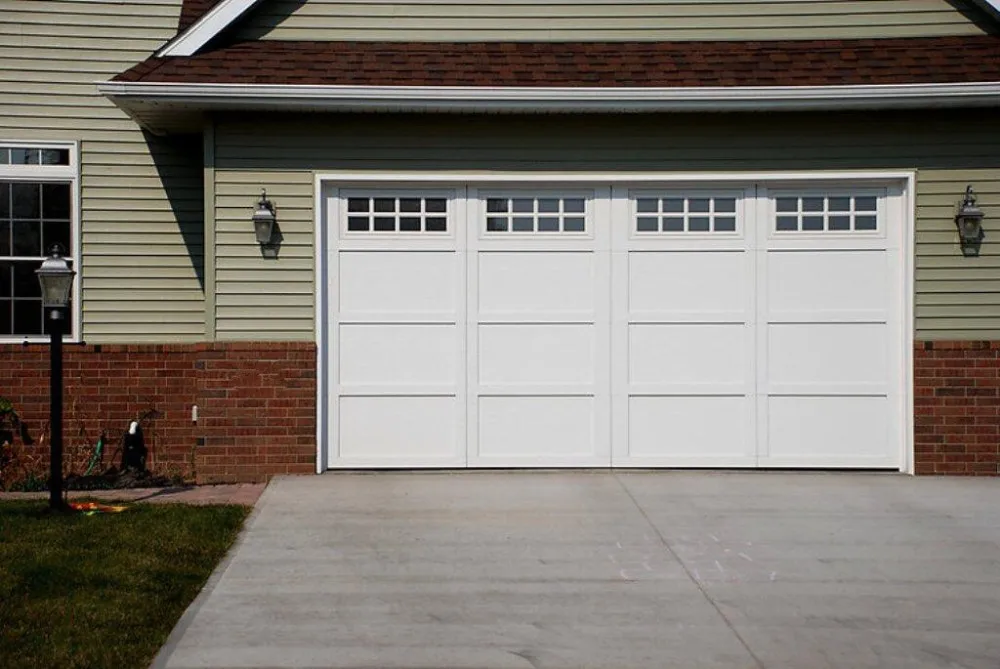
[36,244,75,511]
[253,189,276,245]
[956,185,985,258]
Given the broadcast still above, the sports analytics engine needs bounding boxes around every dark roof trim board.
[972,0,1000,21]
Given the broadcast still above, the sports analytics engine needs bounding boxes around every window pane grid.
[774,196,879,232]
[485,197,587,233]
[346,196,448,233]
[0,174,73,337]
[635,196,738,233]
[0,146,70,166]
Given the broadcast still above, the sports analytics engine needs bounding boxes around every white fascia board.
[98,81,1000,114]
[156,0,263,57]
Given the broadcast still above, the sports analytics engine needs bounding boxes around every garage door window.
[634,195,738,233]
[346,196,448,233]
[485,196,587,233]
[775,195,879,233]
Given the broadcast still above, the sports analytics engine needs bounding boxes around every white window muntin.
[770,188,886,237]
[0,140,79,343]
[339,190,454,237]
[630,189,745,237]
[479,190,593,237]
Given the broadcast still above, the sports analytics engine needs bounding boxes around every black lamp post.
[36,244,75,511]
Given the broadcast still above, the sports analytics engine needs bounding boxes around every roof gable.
[158,0,263,57]
[160,0,1000,58]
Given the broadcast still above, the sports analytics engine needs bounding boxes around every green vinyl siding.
[236,0,992,41]
[213,110,1000,341]
[0,0,204,343]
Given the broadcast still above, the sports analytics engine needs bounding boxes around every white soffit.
[157,0,264,57]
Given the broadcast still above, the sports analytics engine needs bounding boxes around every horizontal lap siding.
[214,171,314,340]
[237,0,989,41]
[0,1,205,343]
[214,111,1000,341]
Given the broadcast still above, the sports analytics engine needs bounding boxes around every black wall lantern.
[956,185,985,257]
[253,189,276,245]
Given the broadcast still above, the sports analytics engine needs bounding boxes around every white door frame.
[314,171,915,473]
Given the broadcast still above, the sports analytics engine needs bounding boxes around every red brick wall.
[0,342,315,483]
[914,341,1000,475]
[4,339,997,479]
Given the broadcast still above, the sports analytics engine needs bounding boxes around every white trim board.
[100,81,1000,117]
[156,0,265,58]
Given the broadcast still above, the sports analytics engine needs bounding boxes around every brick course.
[914,341,1000,476]
[3,339,996,478]
[0,342,315,484]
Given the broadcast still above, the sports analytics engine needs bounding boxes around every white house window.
[485,196,587,233]
[634,196,738,233]
[775,195,879,232]
[0,142,77,339]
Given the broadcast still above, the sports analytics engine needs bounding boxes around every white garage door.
[325,180,906,469]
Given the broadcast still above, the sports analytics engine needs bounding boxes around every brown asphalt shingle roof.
[115,36,1000,88]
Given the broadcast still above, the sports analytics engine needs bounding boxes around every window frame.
[629,188,746,238]
[768,187,886,238]
[0,140,80,343]
[339,189,454,238]
[478,189,594,238]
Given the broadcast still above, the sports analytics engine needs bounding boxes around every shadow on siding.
[144,130,205,293]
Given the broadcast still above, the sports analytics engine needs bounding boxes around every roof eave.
[98,81,1000,133]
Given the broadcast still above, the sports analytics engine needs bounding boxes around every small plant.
[0,397,25,447]
[0,397,45,492]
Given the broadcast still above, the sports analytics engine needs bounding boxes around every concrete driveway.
[153,472,1000,669]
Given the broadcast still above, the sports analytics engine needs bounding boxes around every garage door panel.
[479,324,594,387]
[763,396,893,466]
[339,251,458,316]
[768,250,887,319]
[625,396,754,463]
[478,251,595,316]
[629,251,748,317]
[338,396,462,463]
[477,396,596,460]
[767,323,887,390]
[339,324,458,388]
[629,323,748,388]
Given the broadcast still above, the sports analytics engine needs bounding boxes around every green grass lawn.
[0,501,250,669]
